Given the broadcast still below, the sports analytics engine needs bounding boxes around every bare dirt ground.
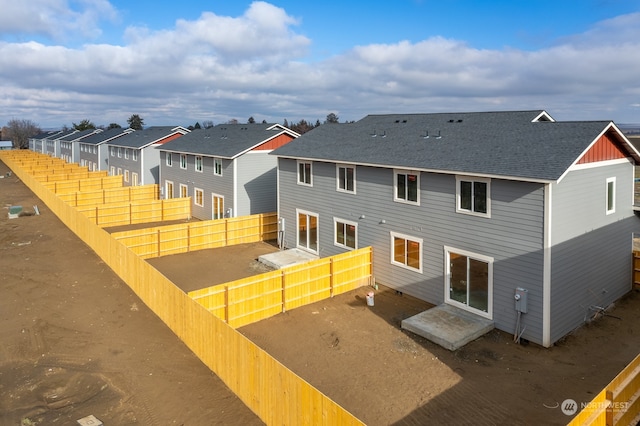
[3,158,640,426]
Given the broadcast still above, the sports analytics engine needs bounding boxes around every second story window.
[456,176,490,217]
[394,170,419,204]
[132,150,138,161]
[214,158,222,176]
[180,154,187,169]
[337,164,355,193]
[298,161,312,186]
[606,177,616,215]
[166,153,172,166]
[195,156,203,172]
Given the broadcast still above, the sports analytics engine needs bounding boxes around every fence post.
[95,206,99,225]
[157,229,161,258]
[224,285,230,324]
[129,203,133,225]
[330,257,335,298]
[606,390,614,425]
[281,270,287,313]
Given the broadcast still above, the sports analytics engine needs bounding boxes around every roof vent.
[422,130,429,139]
[402,120,407,123]
[457,119,463,123]
[395,120,400,123]
[448,119,454,123]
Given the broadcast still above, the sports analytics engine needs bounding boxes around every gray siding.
[550,162,639,343]
[142,145,160,185]
[107,147,143,186]
[159,151,235,220]
[278,158,546,343]
[236,152,278,215]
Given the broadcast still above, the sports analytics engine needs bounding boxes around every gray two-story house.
[29,131,62,153]
[158,123,299,220]
[78,128,134,172]
[106,126,189,186]
[271,110,640,347]
[43,129,78,158]
[58,129,102,164]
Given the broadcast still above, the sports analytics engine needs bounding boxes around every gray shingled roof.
[158,123,293,158]
[271,110,632,181]
[80,128,134,145]
[59,129,101,141]
[106,126,186,149]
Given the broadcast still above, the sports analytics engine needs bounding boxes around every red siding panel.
[577,132,626,164]
[252,134,295,151]
[156,133,184,145]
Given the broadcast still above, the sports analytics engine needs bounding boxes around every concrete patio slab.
[258,248,318,269]
[401,304,494,351]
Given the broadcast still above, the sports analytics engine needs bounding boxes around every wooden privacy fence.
[568,352,640,425]
[58,184,159,207]
[189,247,373,328]
[0,150,365,425]
[34,169,108,182]
[112,213,278,258]
[633,251,640,289]
[76,197,192,227]
[43,175,123,193]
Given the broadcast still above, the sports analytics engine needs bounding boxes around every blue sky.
[1,0,640,129]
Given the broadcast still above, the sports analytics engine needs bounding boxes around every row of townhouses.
[29,110,640,347]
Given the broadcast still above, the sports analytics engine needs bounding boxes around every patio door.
[297,210,318,253]
[165,181,174,199]
[212,194,224,220]
[445,247,493,319]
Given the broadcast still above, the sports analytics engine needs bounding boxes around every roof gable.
[577,130,627,164]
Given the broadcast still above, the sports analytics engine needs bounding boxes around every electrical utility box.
[515,287,528,313]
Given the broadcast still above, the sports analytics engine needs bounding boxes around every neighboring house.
[271,110,640,347]
[78,128,134,172]
[29,130,62,153]
[158,123,299,220]
[0,141,13,150]
[42,129,78,156]
[106,126,189,186]
[58,129,102,163]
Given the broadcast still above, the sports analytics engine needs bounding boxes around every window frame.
[124,169,130,183]
[214,158,223,176]
[212,193,225,220]
[132,172,138,186]
[124,148,129,159]
[297,161,313,187]
[132,150,138,161]
[394,169,420,205]
[180,184,188,198]
[334,218,357,250]
[180,154,187,170]
[195,155,203,172]
[390,231,423,273]
[166,152,173,166]
[336,164,356,193]
[194,187,204,207]
[606,177,616,215]
[456,175,491,218]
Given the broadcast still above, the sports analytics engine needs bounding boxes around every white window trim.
[179,184,188,198]
[195,155,203,172]
[194,187,204,207]
[132,172,138,186]
[443,246,494,320]
[606,177,616,215]
[124,169,130,183]
[110,166,115,176]
[180,154,187,170]
[389,231,423,273]
[393,169,420,205]
[124,149,129,159]
[455,175,491,218]
[297,160,313,187]
[333,217,357,250]
[166,153,172,166]
[214,158,223,176]
[132,150,138,161]
[117,147,122,158]
[336,164,356,194]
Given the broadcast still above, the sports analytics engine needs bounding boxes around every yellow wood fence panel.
[189,220,227,251]
[227,270,284,328]
[284,258,332,311]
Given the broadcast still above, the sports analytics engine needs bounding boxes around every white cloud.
[0,0,118,40]
[0,2,639,128]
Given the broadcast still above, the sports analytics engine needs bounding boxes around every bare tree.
[202,120,214,129]
[4,119,41,149]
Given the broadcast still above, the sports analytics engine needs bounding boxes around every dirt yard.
[2,158,640,425]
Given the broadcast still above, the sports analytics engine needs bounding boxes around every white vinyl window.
[394,170,420,205]
[456,176,491,217]
[337,164,356,193]
[132,150,138,161]
[334,218,357,250]
[180,154,187,169]
[124,148,129,159]
[124,170,130,183]
[297,161,312,186]
[195,156,203,172]
[194,188,204,207]
[606,177,616,215]
[214,158,223,176]
[390,231,422,272]
[180,184,188,198]
[166,153,173,166]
